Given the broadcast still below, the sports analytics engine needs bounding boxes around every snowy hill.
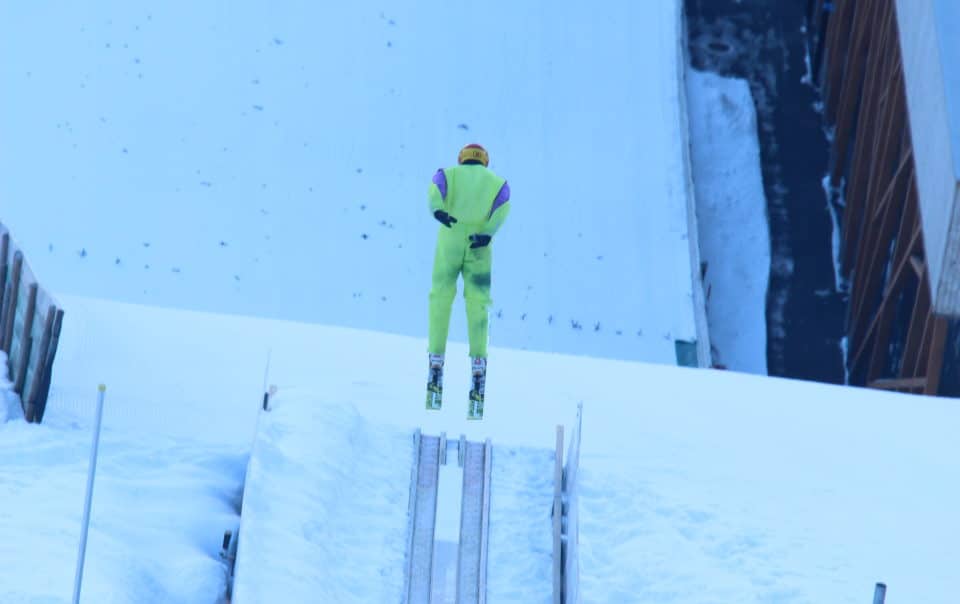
[3,296,958,602]
[0,0,702,364]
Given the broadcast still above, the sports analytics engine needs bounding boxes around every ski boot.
[467,357,486,420]
[426,354,444,410]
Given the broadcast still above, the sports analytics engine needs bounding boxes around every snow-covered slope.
[5,295,956,602]
[0,416,244,604]
[0,0,700,364]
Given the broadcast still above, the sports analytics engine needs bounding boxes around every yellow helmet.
[458,143,489,167]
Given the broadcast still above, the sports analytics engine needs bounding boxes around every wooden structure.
[808,0,960,395]
[0,222,64,421]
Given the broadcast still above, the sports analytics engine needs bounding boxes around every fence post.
[35,308,64,423]
[72,384,107,604]
[0,232,8,331]
[14,283,38,395]
[24,306,55,423]
[553,425,564,604]
[873,582,886,604]
[0,250,22,356]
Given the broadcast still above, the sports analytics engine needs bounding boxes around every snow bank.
[0,351,21,422]
[9,294,959,602]
[232,394,411,603]
[577,367,960,603]
[685,69,769,374]
[0,419,244,603]
[486,445,554,603]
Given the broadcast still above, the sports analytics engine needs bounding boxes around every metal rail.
[405,433,492,604]
[405,432,441,604]
[456,439,490,604]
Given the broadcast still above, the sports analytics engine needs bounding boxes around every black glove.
[434,210,457,228]
[469,234,491,249]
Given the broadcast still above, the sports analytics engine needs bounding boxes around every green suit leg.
[428,231,463,356]
[463,245,493,358]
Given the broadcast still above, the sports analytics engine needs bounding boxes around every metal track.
[456,439,491,604]
[405,433,491,604]
[405,432,441,604]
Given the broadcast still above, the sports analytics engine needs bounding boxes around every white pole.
[72,384,106,604]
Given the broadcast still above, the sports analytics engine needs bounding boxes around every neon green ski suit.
[427,164,511,358]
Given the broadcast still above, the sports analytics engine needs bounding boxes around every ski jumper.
[427,164,510,358]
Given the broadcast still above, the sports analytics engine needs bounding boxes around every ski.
[467,357,486,420]
[426,354,444,410]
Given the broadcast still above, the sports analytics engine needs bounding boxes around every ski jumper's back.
[428,165,510,238]
[426,164,510,360]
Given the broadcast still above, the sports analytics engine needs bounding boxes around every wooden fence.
[0,221,63,422]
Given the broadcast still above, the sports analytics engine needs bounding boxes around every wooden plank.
[1,251,23,356]
[553,425,564,604]
[13,283,38,395]
[841,0,894,278]
[913,312,935,379]
[849,97,910,349]
[865,286,898,383]
[828,0,875,183]
[821,2,869,119]
[923,317,949,395]
[34,308,64,423]
[901,266,931,378]
[850,157,909,350]
[562,404,583,604]
[0,232,8,328]
[883,218,920,300]
[868,376,927,390]
[24,306,54,423]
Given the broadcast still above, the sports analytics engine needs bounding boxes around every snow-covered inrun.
[2,1,958,603]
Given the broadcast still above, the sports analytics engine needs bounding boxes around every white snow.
[685,70,769,374]
[2,295,951,602]
[232,396,410,603]
[895,0,960,314]
[0,415,244,604]
[0,0,701,364]
[0,352,20,422]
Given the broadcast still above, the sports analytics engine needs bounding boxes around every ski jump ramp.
[233,398,577,603]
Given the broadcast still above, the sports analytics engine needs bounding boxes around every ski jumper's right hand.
[434,210,457,228]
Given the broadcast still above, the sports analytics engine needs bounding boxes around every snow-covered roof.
[896,0,960,315]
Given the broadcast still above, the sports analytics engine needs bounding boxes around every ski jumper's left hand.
[469,234,491,248]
